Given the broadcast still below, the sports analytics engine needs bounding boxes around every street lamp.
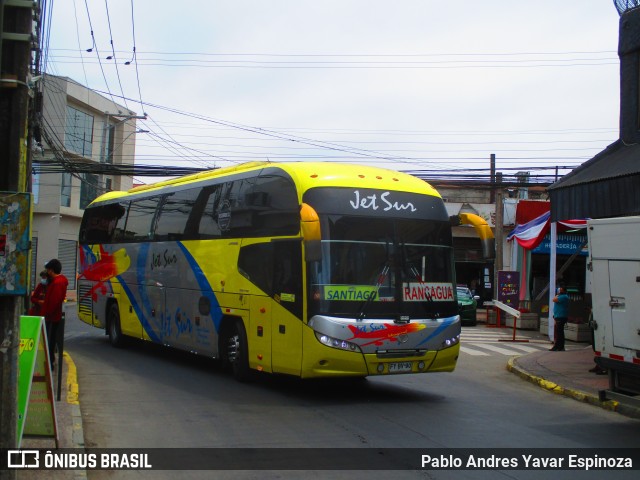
[614,0,640,16]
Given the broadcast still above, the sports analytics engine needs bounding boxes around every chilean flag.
[507,210,588,250]
[557,218,588,230]
[506,211,551,250]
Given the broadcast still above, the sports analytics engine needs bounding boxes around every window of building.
[80,173,99,209]
[104,124,115,164]
[61,172,72,207]
[32,173,40,204]
[58,239,78,290]
[65,106,94,157]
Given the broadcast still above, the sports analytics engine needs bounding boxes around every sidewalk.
[18,352,86,480]
[476,306,640,416]
[498,325,640,419]
[507,345,614,409]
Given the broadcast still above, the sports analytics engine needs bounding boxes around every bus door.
[270,240,303,376]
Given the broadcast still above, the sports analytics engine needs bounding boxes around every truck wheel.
[107,303,125,348]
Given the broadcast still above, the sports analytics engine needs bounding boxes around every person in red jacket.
[28,270,49,316]
[41,259,68,366]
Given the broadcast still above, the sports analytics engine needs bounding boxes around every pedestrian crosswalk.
[459,327,562,357]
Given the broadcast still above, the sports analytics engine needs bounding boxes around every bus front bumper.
[301,342,460,379]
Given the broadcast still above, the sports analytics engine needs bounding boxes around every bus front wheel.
[107,303,125,348]
[226,321,254,382]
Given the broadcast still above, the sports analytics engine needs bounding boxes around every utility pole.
[0,0,38,466]
[489,153,496,204]
[494,172,504,299]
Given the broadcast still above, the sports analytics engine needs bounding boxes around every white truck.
[588,216,640,405]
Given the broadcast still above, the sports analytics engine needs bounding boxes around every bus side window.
[110,202,129,243]
[125,196,160,241]
[251,175,299,236]
[195,184,224,238]
[223,178,256,236]
[155,189,199,241]
[80,202,127,244]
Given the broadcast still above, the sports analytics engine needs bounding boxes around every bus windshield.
[307,215,456,320]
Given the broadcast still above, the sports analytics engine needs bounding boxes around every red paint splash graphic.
[79,245,131,301]
[347,322,425,346]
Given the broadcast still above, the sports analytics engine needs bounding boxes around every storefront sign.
[497,271,520,308]
[532,234,588,256]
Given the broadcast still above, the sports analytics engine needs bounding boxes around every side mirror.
[300,203,321,262]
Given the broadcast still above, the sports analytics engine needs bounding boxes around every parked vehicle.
[588,216,640,401]
[456,286,478,326]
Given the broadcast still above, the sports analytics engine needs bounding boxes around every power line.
[102,0,129,110]
[31,157,569,188]
[125,0,146,116]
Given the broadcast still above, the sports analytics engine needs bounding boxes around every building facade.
[31,75,139,297]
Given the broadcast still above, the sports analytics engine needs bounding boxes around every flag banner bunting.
[507,212,588,251]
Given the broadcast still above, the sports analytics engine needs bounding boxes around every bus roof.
[281,162,441,198]
[89,162,441,205]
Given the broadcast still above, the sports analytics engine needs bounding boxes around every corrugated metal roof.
[548,140,640,191]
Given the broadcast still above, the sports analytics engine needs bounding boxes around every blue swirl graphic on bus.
[176,242,223,332]
[415,316,457,347]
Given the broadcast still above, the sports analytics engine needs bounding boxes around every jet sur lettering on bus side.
[150,249,178,271]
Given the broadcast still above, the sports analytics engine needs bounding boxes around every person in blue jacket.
[550,286,570,351]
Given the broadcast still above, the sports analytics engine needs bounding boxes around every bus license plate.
[388,362,412,373]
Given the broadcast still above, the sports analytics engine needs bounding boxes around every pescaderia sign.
[532,234,588,256]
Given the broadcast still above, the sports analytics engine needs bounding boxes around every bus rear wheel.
[225,321,254,382]
[107,303,125,348]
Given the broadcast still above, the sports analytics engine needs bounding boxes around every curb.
[62,352,87,480]
[506,357,620,413]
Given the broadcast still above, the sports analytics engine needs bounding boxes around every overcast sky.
[45,1,623,184]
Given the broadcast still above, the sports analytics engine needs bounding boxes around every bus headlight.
[443,334,461,348]
[315,332,361,353]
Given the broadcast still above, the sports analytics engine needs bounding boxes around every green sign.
[17,316,58,446]
[323,285,379,301]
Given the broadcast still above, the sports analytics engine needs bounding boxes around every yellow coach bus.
[77,161,461,381]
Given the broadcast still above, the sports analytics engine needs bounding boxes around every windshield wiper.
[356,261,390,322]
